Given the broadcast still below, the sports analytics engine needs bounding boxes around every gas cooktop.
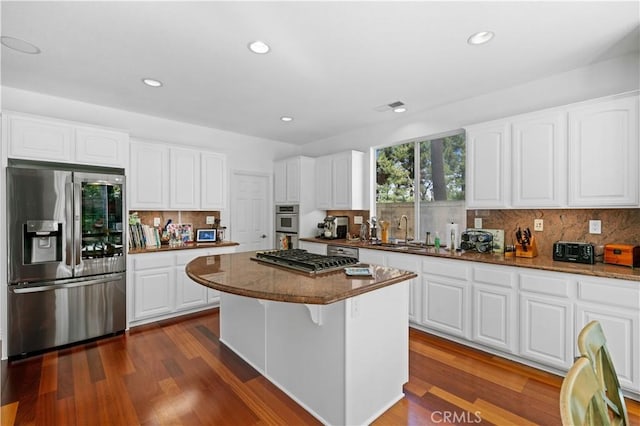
[253,249,359,275]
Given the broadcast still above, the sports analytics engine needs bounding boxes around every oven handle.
[9,273,124,294]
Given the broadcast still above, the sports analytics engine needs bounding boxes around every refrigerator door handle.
[65,181,74,267]
[73,182,82,270]
[10,273,125,294]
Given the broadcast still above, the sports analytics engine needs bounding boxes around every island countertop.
[186,250,417,305]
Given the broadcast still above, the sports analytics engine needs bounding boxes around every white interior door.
[231,171,271,252]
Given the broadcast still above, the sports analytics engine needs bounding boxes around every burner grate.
[254,249,359,274]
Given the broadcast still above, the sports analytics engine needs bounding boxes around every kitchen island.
[186,251,417,426]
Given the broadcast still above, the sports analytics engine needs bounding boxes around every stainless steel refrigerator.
[7,161,126,357]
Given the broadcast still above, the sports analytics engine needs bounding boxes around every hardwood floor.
[2,309,639,425]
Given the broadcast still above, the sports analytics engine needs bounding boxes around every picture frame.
[196,228,216,242]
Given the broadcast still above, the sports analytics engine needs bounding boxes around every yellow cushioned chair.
[577,320,630,426]
[560,357,611,425]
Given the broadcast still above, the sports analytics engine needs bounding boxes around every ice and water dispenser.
[23,220,63,264]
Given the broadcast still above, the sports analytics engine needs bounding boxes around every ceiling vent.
[374,101,405,112]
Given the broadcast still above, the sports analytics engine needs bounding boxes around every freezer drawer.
[7,272,126,357]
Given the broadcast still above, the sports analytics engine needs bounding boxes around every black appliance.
[253,249,358,274]
[553,241,595,264]
[460,230,493,253]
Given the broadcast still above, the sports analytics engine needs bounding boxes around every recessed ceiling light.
[280,116,293,122]
[248,40,270,54]
[393,107,407,113]
[0,36,41,54]
[142,78,163,88]
[467,31,494,45]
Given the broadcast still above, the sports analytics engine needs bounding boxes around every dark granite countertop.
[300,237,640,282]
[128,241,239,255]
[186,251,417,305]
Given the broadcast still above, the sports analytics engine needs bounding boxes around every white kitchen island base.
[220,280,409,426]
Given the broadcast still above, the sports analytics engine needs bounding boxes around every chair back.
[560,357,611,425]
[578,320,630,426]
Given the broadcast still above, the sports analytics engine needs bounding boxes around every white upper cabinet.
[274,156,305,204]
[129,141,169,209]
[567,94,639,207]
[466,121,510,208]
[465,91,639,209]
[315,155,333,209]
[201,152,227,210]
[511,111,566,207]
[129,140,227,210]
[3,111,128,167]
[170,148,201,209]
[315,150,364,210]
[74,126,128,167]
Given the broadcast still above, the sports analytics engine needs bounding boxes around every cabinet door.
[6,114,73,162]
[201,152,227,209]
[285,158,301,203]
[133,268,174,320]
[519,293,573,370]
[466,122,510,208]
[387,253,421,324]
[129,141,169,209]
[576,304,639,392]
[274,160,287,203]
[422,275,470,339]
[332,152,352,209]
[315,155,333,209]
[568,95,639,206]
[170,148,201,209]
[175,267,209,311]
[75,127,128,167]
[472,284,516,353]
[511,112,566,207]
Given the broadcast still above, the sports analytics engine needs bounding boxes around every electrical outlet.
[534,219,543,232]
[354,216,363,225]
[474,218,482,229]
[206,216,215,225]
[589,220,602,234]
[153,217,161,227]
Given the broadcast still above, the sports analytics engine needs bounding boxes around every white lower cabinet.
[130,246,237,326]
[175,251,209,311]
[386,253,421,324]
[518,270,574,370]
[421,258,471,339]
[132,252,175,321]
[471,264,518,353]
[575,276,640,393]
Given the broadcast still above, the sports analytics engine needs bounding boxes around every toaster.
[604,244,640,268]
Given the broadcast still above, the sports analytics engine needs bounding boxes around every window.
[375,131,465,243]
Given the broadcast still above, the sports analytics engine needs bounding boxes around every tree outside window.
[376,131,465,242]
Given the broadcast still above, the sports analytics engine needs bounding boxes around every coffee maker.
[319,216,349,239]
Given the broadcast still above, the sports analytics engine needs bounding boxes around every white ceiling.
[2,1,638,145]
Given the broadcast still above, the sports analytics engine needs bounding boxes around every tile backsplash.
[468,208,640,256]
[131,211,221,230]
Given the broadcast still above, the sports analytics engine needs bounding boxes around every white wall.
[1,86,300,172]
[297,53,640,210]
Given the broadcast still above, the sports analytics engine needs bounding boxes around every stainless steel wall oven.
[7,160,126,357]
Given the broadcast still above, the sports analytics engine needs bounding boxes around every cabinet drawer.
[520,271,572,298]
[132,253,175,270]
[176,249,210,266]
[577,278,640,310]
[473,265,516,288]
[422,258,469,280]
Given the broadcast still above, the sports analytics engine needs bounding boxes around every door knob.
[261,234,267,238]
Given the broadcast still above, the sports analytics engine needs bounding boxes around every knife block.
[516,236,538,258]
